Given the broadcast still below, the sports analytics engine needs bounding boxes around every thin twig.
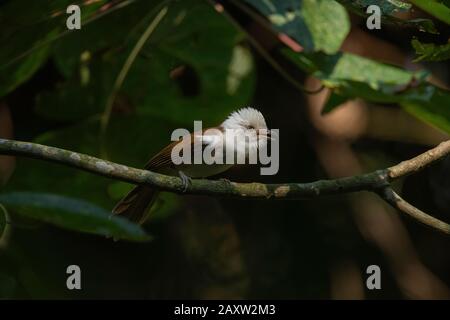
[0,138,449,234]
[388,140,450,179]
[378,187,450,235]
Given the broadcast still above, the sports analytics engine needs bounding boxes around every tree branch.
[0,138,449,234]
[388,140,450,179]
[378,187,450,235]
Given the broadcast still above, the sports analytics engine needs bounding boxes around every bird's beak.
[259,130,276,141]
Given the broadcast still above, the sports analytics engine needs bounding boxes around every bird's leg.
[178,170,192,193]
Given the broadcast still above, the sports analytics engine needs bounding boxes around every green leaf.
[0,44,51,98]
[137,1,255,124]
[284,48,450,133]
[41,0,254,125]
[243,0,350,54]
[0,2,63,95]
[411,39,450,62]
[286,51,416,89]
[0,0,113,97]
[35,57,106,122]
[409,0,450,25]
[52,0,156,77]
[0,192,151,242]
[401,85,450,133]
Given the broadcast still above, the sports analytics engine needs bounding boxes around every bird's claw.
[178,171,192,193]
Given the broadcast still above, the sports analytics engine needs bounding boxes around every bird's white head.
[221,107,268,131]
[221,107,270,155]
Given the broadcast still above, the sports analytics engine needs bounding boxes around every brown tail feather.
[112,185,159,225]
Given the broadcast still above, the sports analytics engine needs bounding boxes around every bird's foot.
[220,178,233,186]
[178,170,192,193]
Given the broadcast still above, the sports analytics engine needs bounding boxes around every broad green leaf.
[284,50,416,90]
[412,39,450,62]
[409,0,450,25]
[0,192,151,242]
[283,48,450,134]
[0,42,52,98]
[244,0,350,54]
[42,0,254,125]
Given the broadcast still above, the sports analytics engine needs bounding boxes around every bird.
[112,107,270,225]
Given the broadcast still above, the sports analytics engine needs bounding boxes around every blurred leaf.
[0,43,52,97]
[136,0,255,124]
[52,0,156,77]
[284,50,416,90]
[409,0,450,25]
[0,1,62,65]
[401,85,450,133]
[0,0,109,97]
[284,49,450,133]
[35,57,106,122]
[244,0,350,54]
[40,0,254,125]
[227,45,254,95]
[412,38,450,62]
[0,192,151,242]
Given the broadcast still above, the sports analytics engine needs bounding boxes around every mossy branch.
[0,138,449,235]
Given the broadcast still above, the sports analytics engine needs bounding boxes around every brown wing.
[144,139,180,170]
[144,131,200,170]
[145,128,222,171]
